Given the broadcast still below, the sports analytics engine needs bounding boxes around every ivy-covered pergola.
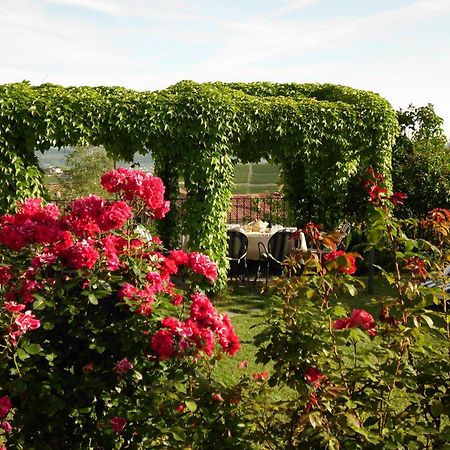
[0,81,398,289]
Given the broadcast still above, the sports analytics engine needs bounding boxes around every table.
[228,225,307,260]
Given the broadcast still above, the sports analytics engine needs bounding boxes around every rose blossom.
[61,239,99,270]
[151,330,175,360]
[253,371,268,381]
[305,367,327,388]
[15,311,41,333]
[350,309,376,331]
[109,416,127,434]
[114,358,134,375]
[324,250,357,275]
[0,396,12,419]
[1,421,12,433]
[188,252,218,282]
[212,393,224,402]
[333,309,376,336]
[5,301,26,313]
[82,363,94,373]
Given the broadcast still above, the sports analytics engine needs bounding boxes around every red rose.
[109,416,127,434]
[305,367,327,388]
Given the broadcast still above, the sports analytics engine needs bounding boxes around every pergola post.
[181,145,234,291]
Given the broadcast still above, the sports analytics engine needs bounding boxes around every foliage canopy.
[0,81,398,288]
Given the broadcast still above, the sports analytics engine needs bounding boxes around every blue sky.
[1,0,449,136]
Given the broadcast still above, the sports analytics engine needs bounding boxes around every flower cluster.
[324,250,357,275]
[101,168,170,219]
[333,309,377,337]
[64,195,133,237]
[7,310,41,345]
[151,292,240,360]
[187,252,218,282]
[0,199,64,251]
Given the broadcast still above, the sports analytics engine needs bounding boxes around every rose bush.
[0,168,240,449]
[254,168,450,449]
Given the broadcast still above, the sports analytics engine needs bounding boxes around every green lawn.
[212,276,394,385]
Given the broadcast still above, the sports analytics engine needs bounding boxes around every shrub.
[0,168,239,449]
[254,168,450,448]
[392,104,450,218]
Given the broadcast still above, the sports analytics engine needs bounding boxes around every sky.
[1,0,449,137]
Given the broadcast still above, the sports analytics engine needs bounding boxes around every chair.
[227,230,249,283]
[421,266,450,310]
[255,229,297,285]
[422,265,450,290]
[307,221,352,253]
[336,222,352,250]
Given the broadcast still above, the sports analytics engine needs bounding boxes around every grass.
[212,283,274,384]
[212,275,395,385]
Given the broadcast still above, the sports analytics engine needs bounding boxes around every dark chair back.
[227,230,248,261]
[268,230,295,263]
[337,222,352,250]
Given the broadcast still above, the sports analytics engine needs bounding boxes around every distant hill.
[36,147,155,170]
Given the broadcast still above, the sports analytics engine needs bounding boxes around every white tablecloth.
[228,225,307,260]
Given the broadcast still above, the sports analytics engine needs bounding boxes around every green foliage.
[252,174,450,448]
[392,104,450,218]
[0,80,398,288]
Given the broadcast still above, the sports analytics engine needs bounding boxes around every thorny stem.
[379,217,409,431]
[385,221,405,307]
[328,317,349,392]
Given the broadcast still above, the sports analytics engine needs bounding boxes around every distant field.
[233,163,280,194]
[40,150,280,197]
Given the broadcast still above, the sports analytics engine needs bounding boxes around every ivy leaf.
[185,400,197,412]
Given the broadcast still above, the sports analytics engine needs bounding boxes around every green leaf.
[421,314,434,328]
[88,294,98,305]
[17,348,30,361]
[25,343,43,355]
[171,426,186,441]
[344,283,357,297]
[33,298,46,310]
[185,400,197,412]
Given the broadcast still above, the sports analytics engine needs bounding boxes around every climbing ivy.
[0,80,398,289]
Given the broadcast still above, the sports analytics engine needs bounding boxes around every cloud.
[41,0,209,22]
[257,0,320,19]
[190,0,450,75]
[0,0,449,135]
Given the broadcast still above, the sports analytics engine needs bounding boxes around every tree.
[392,104,450,218]
[62,146,115,198]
